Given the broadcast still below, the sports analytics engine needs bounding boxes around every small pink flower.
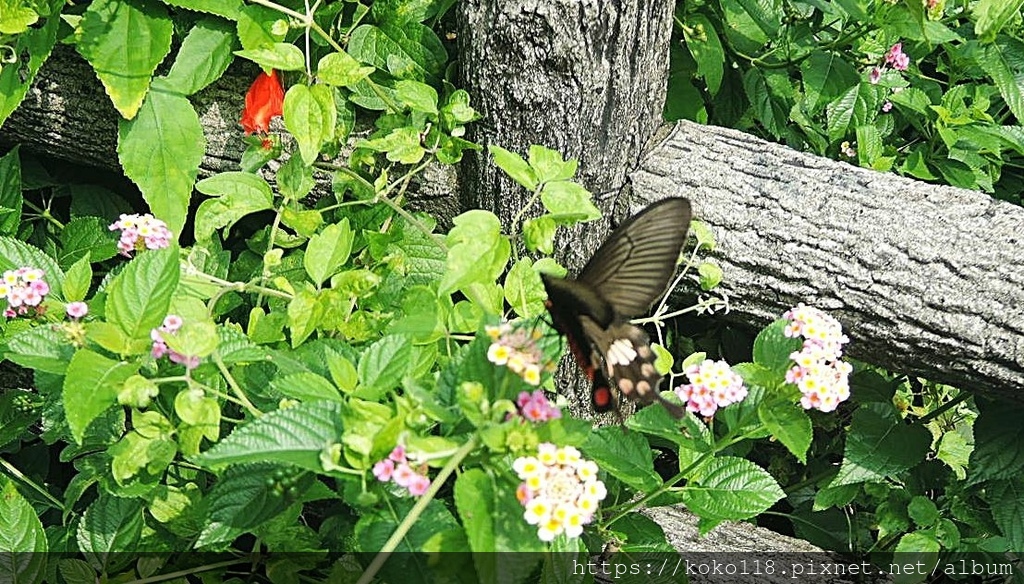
[407,474,431,496]
[66,302,88,319]
[882,101,893,113]
[869,67,882,84]
[373,459,395,481]
[392,464,418,488]
[162,315,183,331]
[3,308,15,317]
[388,446,407,464]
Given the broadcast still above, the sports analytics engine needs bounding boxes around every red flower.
[240,70,284,135]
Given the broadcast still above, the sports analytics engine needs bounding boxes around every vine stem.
[212,353,262,417]
[0,456,65,511]
[356,435,479,584]
[122,558,249,584]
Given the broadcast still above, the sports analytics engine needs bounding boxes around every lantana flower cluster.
[486,323,549,386]
[869,42,911,85]
[109,214,172,257]
[516,390,562,422]
[372,446,431,497]
[513,444,606,542]
[0,267,49,317]
[151,315,200,369]
[783,304,853,413]
[675,359,748,418]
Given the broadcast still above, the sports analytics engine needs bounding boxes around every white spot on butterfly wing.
[606,338,638,366]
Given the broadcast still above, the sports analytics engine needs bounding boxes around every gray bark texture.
[632,121,1024,400]
[456,0,676,418]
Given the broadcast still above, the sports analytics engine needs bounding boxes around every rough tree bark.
[632,121,1024,400]
[457,0,676,417]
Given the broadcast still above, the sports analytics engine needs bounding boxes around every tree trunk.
[456,0,676,418]
[633,121,1024,400]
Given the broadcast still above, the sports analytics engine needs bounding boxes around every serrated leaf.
[271,372,342,402]
[979,41,1024,124]
[758,398,812,463]
[63,349,139,444]
[0,147,22,235]
[58,217,118,268]
[118,87,204,237]
[983,479,1024,551]
[160,17,237,96]
[800,50,859,115]
[968,399,1024,483]
[192,400,344,470]
[358,334,412,392]
[832,403,931,486]
[0,4,60,128]
[680,456,785,521]
[76,0,173,119]
[583,427,660,492]
[160,0,242,19]
[752,319,801,373]
[76,494,143,572]
[195,172,274,242]
[439,210,509,295]
[105,247,179,341]
[0,478,48,571]
[973,0,1024,43]
[5,325,75,375]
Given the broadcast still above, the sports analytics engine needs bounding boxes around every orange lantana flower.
[240,69,284,135]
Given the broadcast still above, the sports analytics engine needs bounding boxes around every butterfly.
[540,197,692,417]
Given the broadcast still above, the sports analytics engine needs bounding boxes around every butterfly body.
[541,197,692,417]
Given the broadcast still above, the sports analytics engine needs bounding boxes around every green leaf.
[743,67,787,139]
[235,42,305,71]
[63,349,139,444]
[832,403,931,486]
[522,215,555,255]
[118,88,205,237]
[968,399,1024,483]
[0,147,22,235]
[0,0,38,34]
[317,50,375,87]
[58,217,118,268]
[801,50,859,115]
[271,372,343,402]
[697,261,723,290]
[76,0,173,119]
[983,479,1024,551]
[528,145,577,183]
[347,23,445,82]
[0,478,48,580]
[583,427,660,492]
[396,79,438,114]
[5,325,75,375]
[439,210,509,296]
[358,335,412,393]
[973,0,1024,43]
[287,289,322,347]
[680,456,785,522]
[539,181,600,223]
[758,398,812,463]
[195,172,274,242]
[0,236,64,299]
[192,400,344,471]
[304,219,353,286]
[504,257,546,318]
[160,17,237,96]
[978,41,1024,125]
[283,84,337,165]
[196,462,312,547]
[159,0,242,19]
[826,83,859,142]
[752,319,801,373]
[106,247,179,341]
[488,145,537,190]
[683,14,725,95]
[0,4,60,127]
[76,494,143,572]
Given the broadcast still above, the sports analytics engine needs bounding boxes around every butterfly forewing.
[578,198,692,318]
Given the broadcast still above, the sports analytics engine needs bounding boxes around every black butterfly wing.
[577,197,692,318]
[580,316,685,417]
